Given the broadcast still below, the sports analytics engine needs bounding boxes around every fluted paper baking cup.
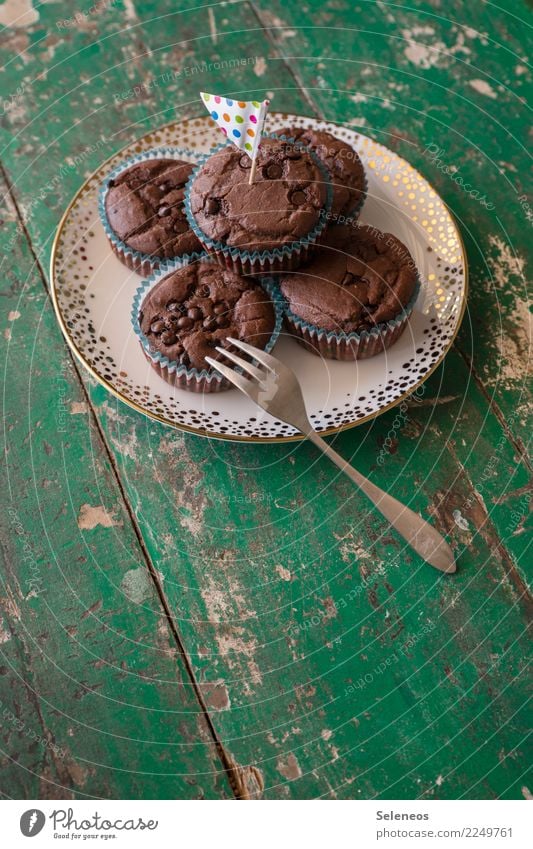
[131,255,284,393]
[99,146,204,277]
[282,279,421,361]
[184,133,334,275]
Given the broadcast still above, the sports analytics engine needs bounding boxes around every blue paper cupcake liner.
[276,132,368,228]
[280,277,421,361]
[131,254,285,393]
[183,132,334,275]
[99,146,205,277]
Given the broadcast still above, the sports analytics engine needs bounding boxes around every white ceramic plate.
[51,113,467,442]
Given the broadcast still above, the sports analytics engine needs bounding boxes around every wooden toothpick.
[247,99,269,185]
[248,156,258,185]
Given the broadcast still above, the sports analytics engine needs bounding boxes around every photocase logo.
[20,810,46,837]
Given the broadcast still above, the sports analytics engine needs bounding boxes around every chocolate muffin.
[279,127,366,220]
[186,135,331,274]
[136,260,280,392]
[102,156,202,275]
[279,224,419,360]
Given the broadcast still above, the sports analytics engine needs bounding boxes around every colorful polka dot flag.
[200,93,269,161]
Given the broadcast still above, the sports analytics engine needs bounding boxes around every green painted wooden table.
[0,0,531,800]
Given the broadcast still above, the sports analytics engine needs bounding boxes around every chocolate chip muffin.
[279,127,366,221]
[136,260,280,392]
[101,155,202,275]
[185,135,332,274]
[279,224,419,360]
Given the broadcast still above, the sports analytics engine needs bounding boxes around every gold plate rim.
[49,112,469,444]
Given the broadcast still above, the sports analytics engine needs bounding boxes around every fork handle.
[308,432,456,573]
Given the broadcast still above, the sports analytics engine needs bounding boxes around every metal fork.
[206,338,456,573]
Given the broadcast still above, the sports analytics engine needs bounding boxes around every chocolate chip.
[159,181,170,193]
[203,317,216,330]
[150,320,165,334]
[239,155,251,169]
[342,272,355,287]
[214,303,226,315]
[161,330,177,345]
[108,179,115,188]
[181,352,190,367]
[187,307,202,321]
[284,144,303,160]
[177,316,193,329]
[158,205,171,217]
[167,301,182,313]
[290,190,307,206]
[205,198,220,214]
[216,316,230,328]
[264,162,282,180]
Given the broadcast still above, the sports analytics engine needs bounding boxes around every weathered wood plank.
[89,358,531,799]
[250,0,532,453]
[0,174,233,799]
[1,0,530,801]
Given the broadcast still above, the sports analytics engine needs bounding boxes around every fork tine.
[214,346,264,381]
[226,337,278,372]
[205,356,258,399]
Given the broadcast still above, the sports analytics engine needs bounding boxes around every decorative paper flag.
[200,93,270,182]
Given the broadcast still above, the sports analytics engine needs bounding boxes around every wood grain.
[0,0,530,799]
[0,172,233,799]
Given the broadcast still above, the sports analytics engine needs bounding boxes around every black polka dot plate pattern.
[50,114,467,442]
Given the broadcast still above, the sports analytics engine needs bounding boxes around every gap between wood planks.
[248,1,323,117]
[441,441,532,612]
[455,349,532,474]
[0,162,258,801]
[2,60,530,791]
[248,1,532,471]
